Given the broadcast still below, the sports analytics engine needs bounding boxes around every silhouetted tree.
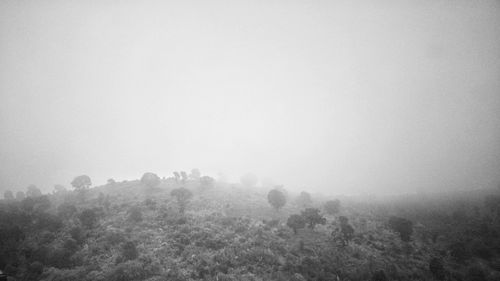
[173,172,181,183]
[287,214,306,234]
[296,191,312,208]
[388,216,413,242]
[301,208,326,230]
[180,171,188,184]
[338,216,354,245]
[71,175,91,202]
[240,173,258,188]
[170,187,193,214]
[267,188,287,211]
[53,184,67,194]
[324,199,341,215]
[26,184,42,198]
[107,178,116,185]
[140,172,160,188]
[200,176,215,190]
[3,190,14,200]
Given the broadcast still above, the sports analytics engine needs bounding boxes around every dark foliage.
[267,189,287,211]
[388,216,413,242]
[301,208,326,230]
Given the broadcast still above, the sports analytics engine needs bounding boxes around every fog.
[1,0,499,195]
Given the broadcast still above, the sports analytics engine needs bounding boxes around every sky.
[1,0,499,195]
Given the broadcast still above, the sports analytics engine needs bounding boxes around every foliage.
[429,257,446,280]
[323,199,341,215]
[295,192,312,208]
[338,216,354,245]
[15,191,26,200]
[3,190,14,200]
[71,175,92,190]
[300,208,326,229]
[388,216,413,242]
[119,241,139,262]
[287,214,306,234]
[200,176,215,190]
[128,206,143,222]
[78,209,98,228]
[190,168,201,180]
[26,184,42,198]
[170,187,193,214]
[267,189,286,211]
[140,172,161,188]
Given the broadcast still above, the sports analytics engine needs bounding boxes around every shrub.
[120,241,139,262]
[338,216,354,245]
[267,189,286,211]
[301,208,326,230]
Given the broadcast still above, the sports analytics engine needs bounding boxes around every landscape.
[1,171,500,281]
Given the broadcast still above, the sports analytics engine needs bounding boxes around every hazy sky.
[1,0,499,195]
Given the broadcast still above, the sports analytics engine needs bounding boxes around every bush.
[120,241,139,262]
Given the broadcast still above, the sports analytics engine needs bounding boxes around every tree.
[53,184,67,194]
[388,216,413,242]
[15,191,25,201]
[301,208,326,230]
[429,257,446,280]
[296,191,312,208]
[287,214,306,234]
[107,178,116,185]
[170,187,193,214]
[268,188,287,211]
[3,190,14,200]
[200,176,215,190]
[189,168,201,180]
[338,216,354,245]
[71,175,91,202]
[79,209,98,228]
[57,203,77,220]
[120,241,138,261]
[324,199,341,215]
[26,184,42,198]
[140,172,160,188]
[173,172,181,183]
[128,207,143,222]
[240,173,258,188]
[180,171,188,184]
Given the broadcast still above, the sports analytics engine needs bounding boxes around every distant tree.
[180,171,188,184]
[15,191,26,201]
[103,195,111,212]
[173,172,181,182]
[57,203,77,220]
[301,208,326,230]
[388,216,413,242]
[107,178,116,185]
[128,207,143,222]
[338,216,354,245]
[324,199,341,215]
[140,172,160,188]
[53,184,67,194]
[429,257,446,280]
[240,173,258,188]
[79,209,98,228]
[287,214,306,234]
[267,188,287,211]
[26,184,42,198]
[189,168,201,180]
[98,192,105,205]
[296,191,312,208]
[71,175,91,201]
[170,187,193,214]
[33,195,51,213]
[200,176,215,190]
[3,190,14,200]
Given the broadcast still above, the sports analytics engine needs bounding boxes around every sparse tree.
[301,208,326,230]
[338,216,354,245]
[296,191,312,208]
[53,184,67,194]
[180,171,188,184]
[388,216,413,242]
[26,184,42,198]
[287,214,306,234]
[324,199,341,215]
[140,172,160,188]
[173,172,181,183]
[170,187,193,214]
[268,188,287,211]
[3,190,14,200]
[240,173,258,188]
[107,178,116,185]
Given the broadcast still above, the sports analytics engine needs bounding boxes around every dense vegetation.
[1,173,500,281]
